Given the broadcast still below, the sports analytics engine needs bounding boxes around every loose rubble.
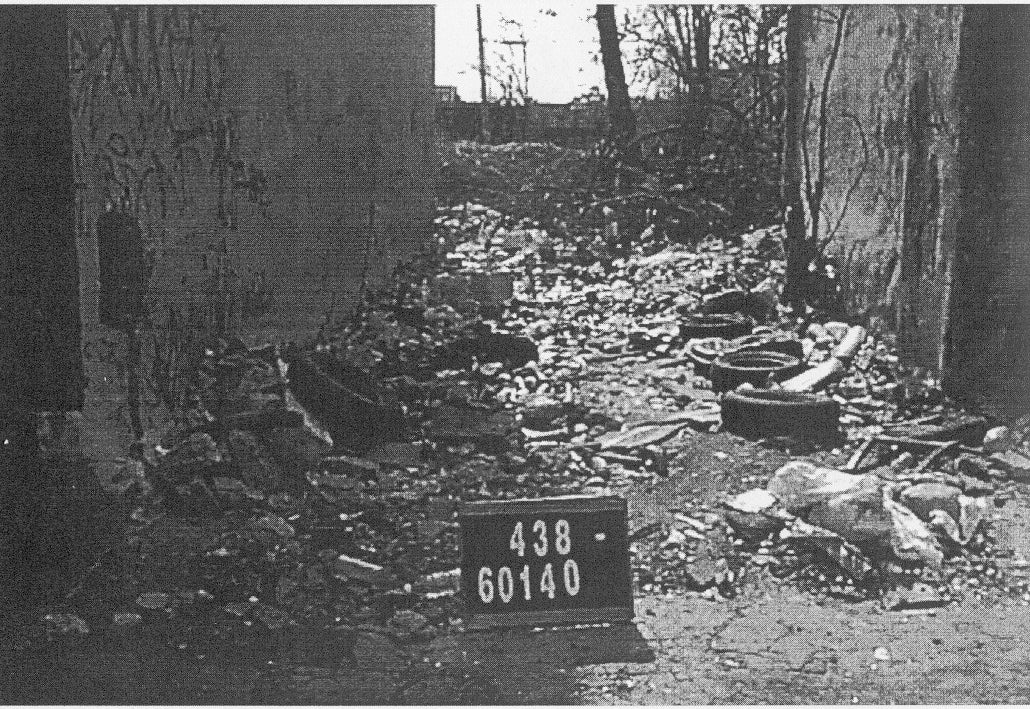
[49,140,1030,647]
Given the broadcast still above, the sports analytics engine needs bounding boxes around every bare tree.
[782,5,811,308]
[595,4,637,158]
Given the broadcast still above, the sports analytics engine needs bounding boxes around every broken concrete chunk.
[900,482,963,523]
[882,582,947,611]
[807,482,893,546]
[884,497,943,569]
[42,613,89,638]
[136,592,171,610]
[955,454,991,480]
[726,489,777,514]
[252,513,296,538]
[927,509,963,545]
[322,454,380,480]
[983,425,1016,454]
[112,612,143,628]
[823,322,850,341]
[990,449,1030,480]
[521,395,565,430]
[958,494,991,542]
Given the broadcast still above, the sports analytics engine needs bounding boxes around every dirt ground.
[4,431,1030,704]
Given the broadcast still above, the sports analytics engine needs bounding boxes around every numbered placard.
[458,495,633,629]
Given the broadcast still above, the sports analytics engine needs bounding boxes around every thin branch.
[810,6,849,244]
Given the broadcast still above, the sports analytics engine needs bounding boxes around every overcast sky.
[434,3,606,104]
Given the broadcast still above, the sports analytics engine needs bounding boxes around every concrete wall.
[71,6,434,335]
[67,6,434,473]
[0,8,84,413]
[943,6,1030,415]
[796,5,963,368]
[797,5,1030,414]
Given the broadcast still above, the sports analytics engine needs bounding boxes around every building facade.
[1,6,436,474]
[788,5,1030,414]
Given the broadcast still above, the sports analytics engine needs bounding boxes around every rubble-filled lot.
[8,140,1030,703]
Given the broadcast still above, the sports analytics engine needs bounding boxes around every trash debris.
[73,140,1030,659]
[766,461,869,513]
[885,495,944,570]
[135,592,171,610]
[42,613,90,639]
[882,582,947,611]
[112,612,144,628]
[723,490,784,540]
[284,349,405,453]
[721,388,839,440]
[332,554,390,585]
[780,518,875,581]
[807,479,892,546]
[708,350,802,393]
[990,449,1030,480]
[594,421,688,450]
[781,326,865,392]
[252,513,296,538]
[983,425,1016,454]
[899,483,963,523]
[679,312,753,340]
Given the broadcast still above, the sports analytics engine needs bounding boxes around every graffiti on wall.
[70,7,230,227]
[69,7,274,327]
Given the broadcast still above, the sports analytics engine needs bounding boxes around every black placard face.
[458,496,633,629]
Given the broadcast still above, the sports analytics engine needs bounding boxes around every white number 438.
[509,519,572,558]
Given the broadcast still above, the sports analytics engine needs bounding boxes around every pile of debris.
[72,141,1030,645]
[639,419,1030,607]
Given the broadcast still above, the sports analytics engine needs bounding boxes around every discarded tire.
[679,313,753,340]
[686,337,728,369]
[709,350,803,393]
[721,388,839,440]
[727,332,805,360]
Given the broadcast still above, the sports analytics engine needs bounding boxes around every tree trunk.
[781,5,812,309]
[476,5,490,142]
[595,5,637,155]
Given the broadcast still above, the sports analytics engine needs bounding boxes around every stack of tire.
[678,294,842,441]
